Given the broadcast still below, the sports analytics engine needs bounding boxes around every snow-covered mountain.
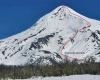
[0,5,100,65]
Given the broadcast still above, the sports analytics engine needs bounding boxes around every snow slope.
[0,5,100,65]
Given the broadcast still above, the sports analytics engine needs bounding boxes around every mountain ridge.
[0,5,100,65]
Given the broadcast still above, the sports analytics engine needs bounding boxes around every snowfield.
[8,75,100,80]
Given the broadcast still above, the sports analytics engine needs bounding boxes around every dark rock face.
[29,33,55,50]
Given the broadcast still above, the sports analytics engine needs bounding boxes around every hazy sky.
[0,0,100,39]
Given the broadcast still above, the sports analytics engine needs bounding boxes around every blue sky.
[0,0,100,39]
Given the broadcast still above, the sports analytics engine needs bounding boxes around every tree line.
[0,57,100,79]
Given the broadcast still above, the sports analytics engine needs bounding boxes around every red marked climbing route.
[60,7,91,61]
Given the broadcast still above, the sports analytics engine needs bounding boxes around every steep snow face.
[0,6,100,65]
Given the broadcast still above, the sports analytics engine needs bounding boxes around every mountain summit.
[0,5,100,65]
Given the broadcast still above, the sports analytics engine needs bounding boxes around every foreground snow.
[23,75,100,80]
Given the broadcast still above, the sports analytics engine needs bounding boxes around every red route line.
[60,7,91,61]
[66,7,91,28]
